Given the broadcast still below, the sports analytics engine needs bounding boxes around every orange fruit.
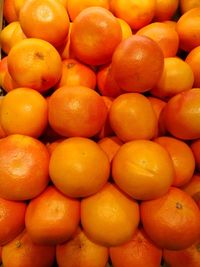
[154,0,179,21]
[109,93,157,142]
[112,140,174,200]
[117,18,132,40]
[191,139,200,171]
[81,183,140,247]
[98,136,123,162]
[180,0,200,14]
[0,246,1,263]
[70,7,122,65]
[25,186,80,245]
[0,197,26,245]
[110,35,164,92]
[151,57,194,99]
[163,238,200,267]
[49,137,110,198]
[2,230,55,267]
[19,0,70,47]
[164,20,177,29]
[57,22,74,60]
[1,70,18,92]
[0,57,8,88]
[0,134,49,201]
[97,64,123,98]
[109,228,162,267]
[55,59,96,89]
[56,228,109,267]
[141,187,200,250]
[58,0,68,8]
[110,0,156,31]
[181,174,200,202]
[0,97,6,139]
[136,22,179,57]
[46,138,65,155]
[7,38,62,93]
[186,46,200,88]
[48,86,107,137]
[67,0,109,21]
[154,136,195,187]
[163,88,200,140]
[3,0,18,23]
[176,7,200,51]
[0,88,48,138]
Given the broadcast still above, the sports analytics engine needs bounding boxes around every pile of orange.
[1,0,200,266]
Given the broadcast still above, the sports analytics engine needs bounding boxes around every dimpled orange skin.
[49,137,110,198]
[0,134,50,201]
[70,7,122,66]
[0,197,26,246]
[81,183,140,247]
[25,186,80,245]
[19,0,70,47]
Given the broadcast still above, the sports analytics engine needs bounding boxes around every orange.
[151,57,194,99]
[57,22,74,60]
[154,0,179,21]
[19,0,70,47]
[136,22,179,57]
[0,134,49,201]
[98,136,123,162]
[109,93,157,142]
[49,137,110,198]
[2,230,55,267]
[163,88,200,140]
[0,88,48,138]
[81,183,140,247]
[0,57,8,88]
[164,20,177,29]
[14,0,26,16]
[110,0,156,31]
[112,140,174,200]
[67,0,109,21]
[148,96,166,138]
[176,8,200,51]
[56,228,109,267]
[97,64,123,98]
[117,18,132,40]
[55,59,96,89]
[3,0,18,23]
[0,246,1,263]
[7,38,62,93]
[48,86,107,137]
[154,136,195,187]
[111,35,164,92]
[191,139,200,171]
[180,0,200,14]
[0,197,26,245]
[110,228,162,267]
[186,46,200,88]
[0,97,6,139]
[1,70,18,92]
[46,138,65,155]
[70,7,122,65]
[163,238,200,267]
[141,187,200,250]
[182,174,200,202]
[25,186,80,245]
[58,0,68,9]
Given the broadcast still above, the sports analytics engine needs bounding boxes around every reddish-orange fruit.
[117,18,132,40]
[3,0,18,23]
[180,0,200,14]
[0,197,26,245]
[182,174,200,202]
[0,57,8,88]
[0,134,49,201]
[70,7,122,65]
[81,183,140,246]
[2,230,55,267]
[7,38,62,93]
[46,138,65,155]
[110,0,156,31]
[112,140,174,200]
[0,97,6,139]
[154,137,195,187]
[154,0,179,21]
[0,88,48,138]
[98,136,123,162]
[48,86,107,137]
[164,88,200,140]
[191,139,200,171]
[1,69,18,93]
[0,246,2,263]
[111,35,164,92]
[19,0,70,47]
[67,0,110,21]
[164,20,177,29]
[110,228,162,267]
[25,186,80,245]
[109,93,157,142]
[186,46,200,88]
[57,22,74,60]
[136,22,179,57]
[55,59,96,89]
[176,8,200,51]
[163,238,200,267]
[141,187,200,250]
[49,137,110,198]
[151,57,194,99]
[56,228,109,267]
